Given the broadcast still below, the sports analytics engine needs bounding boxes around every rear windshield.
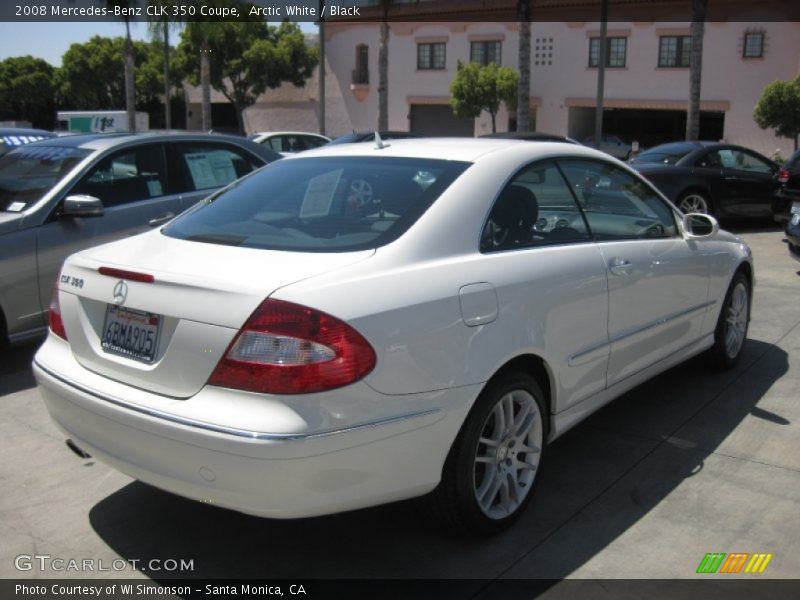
[163,156,470,252]
[0,145,90,211]
[630,143,696,165]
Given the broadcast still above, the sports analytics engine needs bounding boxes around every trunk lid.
[58,230,374,398]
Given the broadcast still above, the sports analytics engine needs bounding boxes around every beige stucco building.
[320,1,800,156]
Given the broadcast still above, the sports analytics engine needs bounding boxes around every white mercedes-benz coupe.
[34,138,753,534]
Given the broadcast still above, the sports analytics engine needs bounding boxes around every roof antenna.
[374,131,390,149]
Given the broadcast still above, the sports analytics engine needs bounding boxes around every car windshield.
[630,143,696,165]
[0,145,90,211]
[163,156,470,252]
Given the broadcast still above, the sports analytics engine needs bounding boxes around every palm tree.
[182,22,215,132]
[106,0,138,131]
[148,2,179,130]
[378,0,390,131]
[686,0,708,140]
[593,0,609,147]
[516,0,532,132]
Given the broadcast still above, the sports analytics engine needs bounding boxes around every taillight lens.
[778,168,790,183]
[208,299,376,394]
[48,282,67,341]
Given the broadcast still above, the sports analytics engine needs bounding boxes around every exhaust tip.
[65,439,92,459]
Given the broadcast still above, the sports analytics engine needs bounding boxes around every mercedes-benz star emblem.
[113,280,128,306]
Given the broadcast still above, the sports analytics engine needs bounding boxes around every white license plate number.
[101,305,161,363]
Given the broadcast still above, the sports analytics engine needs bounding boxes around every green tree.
[450,61,519,133]
[57,36,162,112]
[0,56,56,128]
[176,20,318,134]
[754,76,800,150]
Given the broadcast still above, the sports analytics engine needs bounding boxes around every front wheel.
[678,190,712,215]
[708,271,750,368]
[424,372,547,535]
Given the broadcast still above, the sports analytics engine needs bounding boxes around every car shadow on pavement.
[85,337,789,586]
[0,340,40,395]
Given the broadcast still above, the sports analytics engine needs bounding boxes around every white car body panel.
[35,138,753,519]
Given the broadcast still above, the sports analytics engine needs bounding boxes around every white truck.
[57,111,149,134]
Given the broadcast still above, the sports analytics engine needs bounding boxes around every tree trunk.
[516,2,531,132]
[378,18,389,131]
[124,21,136,132]
[319,1,326,135]
[234,102,245,136]
[491,111,497,133]
[163,26,171,130]
[686,0,707,141]
[200,44,212,132]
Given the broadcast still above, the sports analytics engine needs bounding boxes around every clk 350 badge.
[60,274,84,289]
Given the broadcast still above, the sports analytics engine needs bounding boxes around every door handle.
[148,213,175,227]
[609,257,633,276]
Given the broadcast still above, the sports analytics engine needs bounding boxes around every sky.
[0,21,318,66]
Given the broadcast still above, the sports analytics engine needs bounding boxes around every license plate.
[792,202,800,215]
[101,305,161,363]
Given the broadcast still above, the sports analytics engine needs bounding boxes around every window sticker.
[6,202,26,212]
[184,153,219,189]
[718,150,735,168]
[146,180,163,197]
[300,169,342,218]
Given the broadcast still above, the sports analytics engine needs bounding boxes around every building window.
[417,42,446,70]
[743,32,764,58]
[534,37,554,66]
[470,41,502,65]
[658,35,692,67]
[352,44,369,84]
[589,37,627,68]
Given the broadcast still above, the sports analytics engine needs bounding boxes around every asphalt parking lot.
[1,224,798,589]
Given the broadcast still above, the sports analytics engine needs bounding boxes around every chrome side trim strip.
[34,360,441,442]
[569,300,716,364]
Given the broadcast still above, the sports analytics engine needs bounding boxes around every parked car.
[785,204,800,263]
[0,128,56,157]
[630,141,780,218]
[481,131,579,144]
[328,131,420,145]
[34,139,752,535]
[772,148,800,224]
[250,131,331,155]
[0,132,280,345]
[583,134,633,160]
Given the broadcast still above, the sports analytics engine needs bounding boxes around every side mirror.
[682,212,719,239]
[61,195,104,218]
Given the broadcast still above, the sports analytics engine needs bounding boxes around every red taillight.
[48,282,67,340]
[98,267,155,283]
[208,299,377,395]
[778,168,790,184]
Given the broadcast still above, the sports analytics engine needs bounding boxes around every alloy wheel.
[724,282,749,359]
[679,193,709,214]
[473,389,543,519]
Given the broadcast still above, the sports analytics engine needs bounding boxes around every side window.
[733,150,773,174]
[175,143,260,192]
[71,144,167,208]
[481,160,590,252]
[558,159,677,240]
[303,136,328,150]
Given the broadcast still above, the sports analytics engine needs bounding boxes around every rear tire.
[708,271,750,369]
[422,372,547,536]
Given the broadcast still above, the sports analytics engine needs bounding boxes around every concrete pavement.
[1,225,798,585]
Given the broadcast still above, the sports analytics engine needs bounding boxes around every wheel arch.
[484,353,554,418]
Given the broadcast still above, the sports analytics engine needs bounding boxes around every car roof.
[254,131,329,137]
[0,128,56,137]
[284,137,605,163]
[32,132,264,152]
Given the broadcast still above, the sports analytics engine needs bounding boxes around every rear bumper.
[34,336,477,519]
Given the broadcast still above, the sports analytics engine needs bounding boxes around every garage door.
[409,104,474,136]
